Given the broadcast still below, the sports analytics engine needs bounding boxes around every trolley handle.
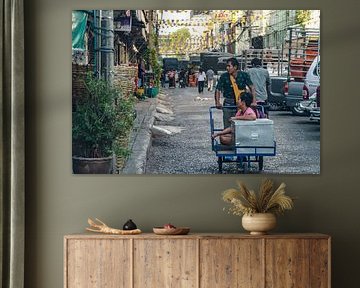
[209,106,238,150]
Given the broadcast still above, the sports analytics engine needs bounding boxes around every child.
[212,92,256,145]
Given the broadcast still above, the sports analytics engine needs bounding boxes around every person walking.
[160,69,166,88]
[206,68,215,92]
[168,69,176,88]
[215,57,255,128]
[197,68,206,93]
[248,57,271,117]
[178,69,186,88]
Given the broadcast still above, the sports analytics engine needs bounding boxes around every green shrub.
[72,73,135,158]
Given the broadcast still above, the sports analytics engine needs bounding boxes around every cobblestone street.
[146,86,320,174]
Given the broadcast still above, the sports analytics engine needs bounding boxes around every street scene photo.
[72,10,320,174]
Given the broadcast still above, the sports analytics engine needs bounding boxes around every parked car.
[298,84,320,121]
[268,76,287,111]
[298,92,317,116]
[309,85,320,122]
[284,80,306,115]
[284,55,320,116]
[302,55,320,100]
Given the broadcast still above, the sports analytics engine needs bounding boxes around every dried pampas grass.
[222,179,294,216]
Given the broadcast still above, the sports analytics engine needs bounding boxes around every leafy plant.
[146,47,162,87]
[222,179,294,216]
[72,73,135,158]
[295,10,311,28]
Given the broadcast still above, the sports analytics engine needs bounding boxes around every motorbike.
[179,78,186,88]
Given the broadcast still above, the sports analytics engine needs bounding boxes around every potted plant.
[222,178,294,235]
[72,73,135,174]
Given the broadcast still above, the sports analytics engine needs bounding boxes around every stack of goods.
[113,64,138,98]
[188,74,197,87]
[72,63,93,107]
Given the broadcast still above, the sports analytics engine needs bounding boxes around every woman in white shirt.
[197,68,206,94]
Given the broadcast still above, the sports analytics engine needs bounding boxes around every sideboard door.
[200,239,264,288]
[66,239,131,288]
[265,238,330,288]
[133,239,198,288]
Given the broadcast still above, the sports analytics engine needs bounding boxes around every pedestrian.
[160,69,166,88]
[212,92,256,145]
[187,67,192,86]
[206,68,215,92]
[168,69,175,88]
[184,69,189,86]
[215,57,256,128]
[137,59,145,88]
[197,68,206,93]
[248,57,271,117]
[178,69,186,88]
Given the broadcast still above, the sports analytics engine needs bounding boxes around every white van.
[302,55,320,100]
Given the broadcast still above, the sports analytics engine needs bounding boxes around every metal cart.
[209,106,276,173]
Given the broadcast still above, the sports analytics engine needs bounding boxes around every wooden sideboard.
[64,233,331,288]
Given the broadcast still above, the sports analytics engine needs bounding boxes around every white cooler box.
[231,119,275,154]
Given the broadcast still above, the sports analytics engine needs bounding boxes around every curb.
[122,98,156,174]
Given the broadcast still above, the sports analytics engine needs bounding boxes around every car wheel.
[258,156,264,171]
[291,105,308,116]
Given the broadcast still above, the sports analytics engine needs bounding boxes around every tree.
[169,28,191,54]
[295,10,311,28]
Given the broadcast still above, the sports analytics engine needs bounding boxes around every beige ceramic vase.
[242,213,276,235]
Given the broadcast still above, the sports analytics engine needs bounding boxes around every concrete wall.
[25,0,360,287]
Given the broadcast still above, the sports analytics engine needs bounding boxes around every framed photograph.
[72,9,320,175]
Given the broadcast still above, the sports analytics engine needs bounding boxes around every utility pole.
[94,10,101,79]
[100,10,114,84]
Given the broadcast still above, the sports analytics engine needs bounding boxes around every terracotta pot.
[72,156,113,174]
[242,213,276,235]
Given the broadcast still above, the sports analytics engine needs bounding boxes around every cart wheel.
[242,161,249,173]
[236,156,244,170]
[259,156,264,171]
[218,157,223,174]
[242,157,249,173]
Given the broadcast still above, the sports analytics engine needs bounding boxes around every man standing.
[206,68,215,92]
[248,57,271,117]
[215,58,255,128]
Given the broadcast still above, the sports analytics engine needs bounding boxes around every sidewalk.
[122,97,157,174]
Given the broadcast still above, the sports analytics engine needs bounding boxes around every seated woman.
[212,92,256,145]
